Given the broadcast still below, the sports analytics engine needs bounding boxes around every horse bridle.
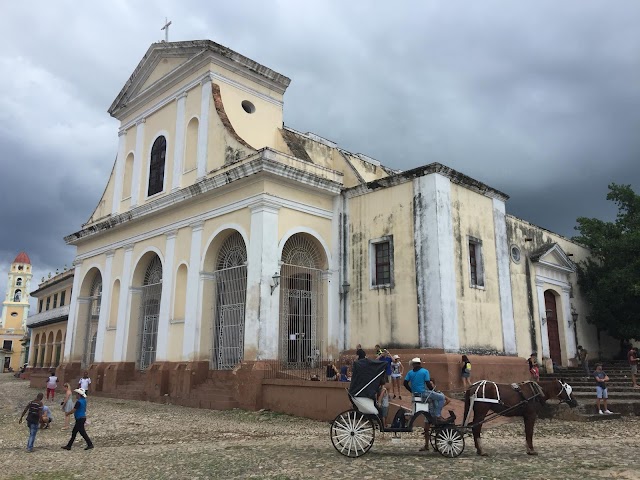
[556,380,573,404]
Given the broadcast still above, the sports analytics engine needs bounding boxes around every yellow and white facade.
[1,252,32,371]
[61,40,614,376]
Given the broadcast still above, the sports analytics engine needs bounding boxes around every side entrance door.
[544,290,562,366]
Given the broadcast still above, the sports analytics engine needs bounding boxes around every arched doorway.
[544,290,562,366]
[212,232,247,369]
[138,255,162,371]
[83,274,102,367]
[279,234,327,365]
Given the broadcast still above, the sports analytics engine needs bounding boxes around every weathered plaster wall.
[347,182,418,349]
[450,184,504,352]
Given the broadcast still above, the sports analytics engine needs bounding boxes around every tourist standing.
[627,347,639,388]
[60,383,74,430]
[377,381,389,426]
[78,372,91,394]
[390,355,403,399]
[355,344,366,360]
[460,355,472,388]
[577,346,589,376]
[61,388,94,451]
[46,371,58,401]
[528,354,540,382]
[19,392,44,453]
[594,363,613,415]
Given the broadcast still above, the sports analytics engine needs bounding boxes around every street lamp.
[270,272,280,295]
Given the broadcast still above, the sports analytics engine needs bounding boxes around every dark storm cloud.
[1,1,639,299]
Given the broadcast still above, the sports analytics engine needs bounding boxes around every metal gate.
[138,256,162,371]
[82,275,101,368]
[279,265,324,366]
[211,232,247,370]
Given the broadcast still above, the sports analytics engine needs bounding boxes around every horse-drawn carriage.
[330,358,578,458]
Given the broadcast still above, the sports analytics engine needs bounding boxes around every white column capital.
[136,117,146,126]
[535,278,545,288]
[561,285,571,293]
[118,129,128,137]
[124,244,135,253]
[105,250,116,259]
[190,220,205,232]
[72,258,83,267]
[249,199,281,214]
[201,76,212,86]
[177,91,188,100]
[165,229,179,240]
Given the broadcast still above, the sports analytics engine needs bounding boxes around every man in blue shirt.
[61,388,94,451]
[403,357,446,421]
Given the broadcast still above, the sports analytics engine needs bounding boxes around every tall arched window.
[13,290,21,302]
[122,153,134,199]
[184,118,199,172]
[148,136,167,197]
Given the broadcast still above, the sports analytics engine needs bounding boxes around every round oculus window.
[510,245,521,263]
[241,100,256,114]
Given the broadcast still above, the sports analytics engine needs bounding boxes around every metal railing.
[262,342,353,381]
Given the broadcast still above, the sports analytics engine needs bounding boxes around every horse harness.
[463,380,545,427]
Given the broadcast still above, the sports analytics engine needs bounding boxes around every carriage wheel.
[429,428,439,452]
[330,410,375,458]
[434,426,465,458]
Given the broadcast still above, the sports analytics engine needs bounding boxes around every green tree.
[573,183,640,340]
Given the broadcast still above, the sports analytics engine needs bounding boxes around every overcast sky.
[1,1,639,303]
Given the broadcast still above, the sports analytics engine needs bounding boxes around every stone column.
[196,77,211,180]
[182,222,204,360]
[43,341,52,368]
[156,230,177,360]
[492,198,517,355]
[114,245,134,362]
[245,200,280,360]
[94,251,114,363]
[329,195,342,356]
[413,173,459,350]
[535,279,551,359]
[561,285,577,362]
[171,92,188,191]
[63,260,83,362]
[111,130,128,214]
[130,119,146,208]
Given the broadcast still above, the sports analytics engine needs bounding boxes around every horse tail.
[463,388,471,425]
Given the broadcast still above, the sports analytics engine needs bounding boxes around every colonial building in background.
[58,40,615,406]
[0,252,32,371]
[26,268,74,370]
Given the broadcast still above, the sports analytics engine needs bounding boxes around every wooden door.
[544,290,562,365]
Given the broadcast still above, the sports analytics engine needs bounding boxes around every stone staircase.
[540,360,640,417]
[188,370,240,410]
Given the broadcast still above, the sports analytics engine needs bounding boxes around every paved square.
[0,374,637,480]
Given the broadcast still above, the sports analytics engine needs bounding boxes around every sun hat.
[73,388,87,398]
[393,355,400,359]
[411,357,421,364]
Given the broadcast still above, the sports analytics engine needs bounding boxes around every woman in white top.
[390,355,404,400]
[46,371,58,401]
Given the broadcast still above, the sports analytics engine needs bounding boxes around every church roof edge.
[108,40,291,117]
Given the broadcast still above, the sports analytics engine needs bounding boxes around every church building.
[60,40,615,401]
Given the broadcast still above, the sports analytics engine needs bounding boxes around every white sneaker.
[604,409,613,414]
[598,410,604,415]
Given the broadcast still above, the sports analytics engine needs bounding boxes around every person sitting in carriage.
[403,358,447,423]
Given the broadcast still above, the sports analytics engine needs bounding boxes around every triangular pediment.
[531,243,576,273]
[108,40,291,120]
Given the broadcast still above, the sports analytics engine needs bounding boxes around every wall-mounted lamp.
[569,311,578,328]
[270,272,281,295]
[541,316,547,325]
[341,282,351,295]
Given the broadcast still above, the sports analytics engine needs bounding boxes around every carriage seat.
[349,395,379,415]
[412,395,431,414]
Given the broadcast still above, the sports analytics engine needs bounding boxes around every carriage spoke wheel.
[330,410,375,458]
[434,426,465,458]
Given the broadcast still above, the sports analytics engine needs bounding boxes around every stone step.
[572,391,640,399]
[572,412,623,422]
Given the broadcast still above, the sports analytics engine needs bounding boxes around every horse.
[463,379,577,456]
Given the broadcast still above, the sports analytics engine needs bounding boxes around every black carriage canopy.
[349,359,387,399]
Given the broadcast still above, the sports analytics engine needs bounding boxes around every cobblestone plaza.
[1,374,638,480]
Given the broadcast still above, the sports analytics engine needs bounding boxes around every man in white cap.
[403,358,446,422]
[61,388,93,451]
